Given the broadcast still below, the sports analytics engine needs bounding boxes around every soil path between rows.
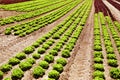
[59,1,94,80]
[0,1,84,65]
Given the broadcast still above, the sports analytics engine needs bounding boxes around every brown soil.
[0,1,83,65]
[103,0,120,22]
[59,1,94,80]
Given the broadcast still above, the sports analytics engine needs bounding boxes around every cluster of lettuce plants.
[105,15,120,79]
[93,14,105,80]
[0,0,92,79]
[1,0,62,11]
[47,0,92,79]
[4,0,81,37]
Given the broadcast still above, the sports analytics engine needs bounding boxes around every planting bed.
[0,0,120,80]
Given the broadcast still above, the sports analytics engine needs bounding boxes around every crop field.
[0,0,120,80]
